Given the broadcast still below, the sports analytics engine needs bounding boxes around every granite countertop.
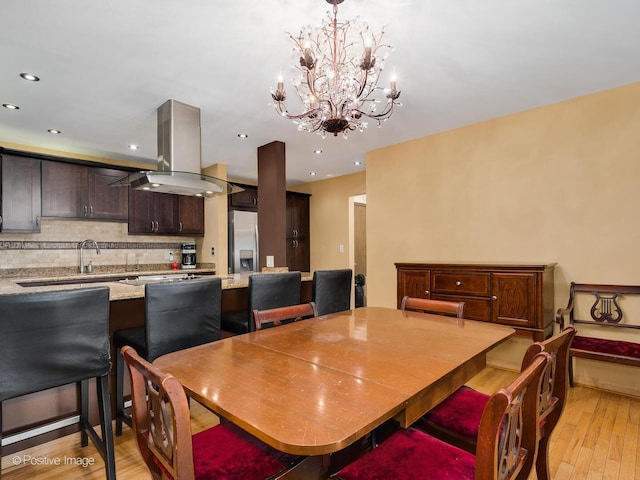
[0,270,313,301]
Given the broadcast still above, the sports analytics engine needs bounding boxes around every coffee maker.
[181,243,197,269]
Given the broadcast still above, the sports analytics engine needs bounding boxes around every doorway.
[349,194,366,307]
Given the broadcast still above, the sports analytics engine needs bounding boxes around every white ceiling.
[1,0,639,186]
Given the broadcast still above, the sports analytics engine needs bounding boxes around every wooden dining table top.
[154,306,515,456]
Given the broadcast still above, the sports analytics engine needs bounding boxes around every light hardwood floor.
[2,367,639,479]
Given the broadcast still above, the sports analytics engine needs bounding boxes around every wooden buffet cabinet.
[396,262,556,341]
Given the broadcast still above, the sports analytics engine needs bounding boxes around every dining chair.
[417,326,577,480]
[221,271,302,334]
[332,352,550,480]
[121,346,302,480]
[312,269,352,316]
[253,302,318,330]
[400,295,465,318]
[0,287,115,480]
[114,277,221,435]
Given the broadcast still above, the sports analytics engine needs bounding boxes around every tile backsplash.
[0,219,197,277]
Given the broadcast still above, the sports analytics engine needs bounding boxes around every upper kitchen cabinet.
[128,188,179,235]
[228,184,258,211]
[178,196,204,235]
[286,192,311,272]
[41,161,129,220]
[0,153,42,232]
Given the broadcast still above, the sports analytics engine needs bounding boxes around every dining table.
[154,306,514,474]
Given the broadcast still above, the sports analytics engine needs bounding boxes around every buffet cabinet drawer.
[431,272,490,296]
[431,294,491,321]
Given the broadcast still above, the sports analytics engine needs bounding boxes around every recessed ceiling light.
[20,73,40,82]
[195,193,203,197]
[205,190,214,195]
[142,186,151,191]
[47,129,61,134]
[314,149,323,154]
[2,103,19,110]
[151,183,160,187]
[128,144,139,150]
[353,161,362,166]
[309,172,317,176]
[237,133,248,138]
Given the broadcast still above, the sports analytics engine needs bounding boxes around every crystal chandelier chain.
[271,0,402,138]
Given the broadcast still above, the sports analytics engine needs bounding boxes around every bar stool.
[221,271,302,334]
[113,277,221,435]
[312,269,352,315]
[0,287,115,480]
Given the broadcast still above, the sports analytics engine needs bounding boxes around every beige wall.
[291,172,365,273]
[364,82,640,395]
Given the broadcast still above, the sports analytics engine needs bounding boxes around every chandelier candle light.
[271,0,402,138]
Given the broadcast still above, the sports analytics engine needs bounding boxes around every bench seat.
[556,282,640,386]
[571,336,640,365]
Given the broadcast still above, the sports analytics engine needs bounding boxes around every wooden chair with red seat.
[417,326,576,480]
[332,352,550,480]
[121,345,302,480]
[400,295,465,318]
[253,302,318,330]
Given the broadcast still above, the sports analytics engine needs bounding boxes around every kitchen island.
[0,269,313,454]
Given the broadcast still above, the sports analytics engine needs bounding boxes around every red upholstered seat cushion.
[422,386,489,439]
[153,422,298,480]
[572,336,640,358]
[192,423,298,479]
[335,427,475,480]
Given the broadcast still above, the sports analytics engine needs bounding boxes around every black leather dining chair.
[221,271,302,334]
[0,287,115,480]
[312,269,352,316]
[113,277,222,435]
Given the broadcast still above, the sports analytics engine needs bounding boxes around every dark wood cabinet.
[286,192,310,272]
[128,189,179,234]
[0,154,42,232]
[41,161,128,220]
[396,262,556,341]
[178,195,204,235]
[228,184,258,211]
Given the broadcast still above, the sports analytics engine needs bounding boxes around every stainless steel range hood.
[112,100,242,197]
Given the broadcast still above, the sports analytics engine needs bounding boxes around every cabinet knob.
[424,290,430,296]
[492,295,497,301]
[455,281,462,286]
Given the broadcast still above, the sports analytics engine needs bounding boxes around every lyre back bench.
[556,282,640,386]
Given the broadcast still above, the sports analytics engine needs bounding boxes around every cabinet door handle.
[36,216,40,226]
[155,221,159,232]
[150,221,154,231]
[89,205,93,217]
[455,281,462,286]
[84,205,88,217]
[179,222,183,232]
[0,215,3,227]
[492,295,497,301]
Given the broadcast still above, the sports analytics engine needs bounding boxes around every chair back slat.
[253,302,318,330]
[401,296,465,319]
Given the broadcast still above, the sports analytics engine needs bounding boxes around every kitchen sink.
[17,276,135,287]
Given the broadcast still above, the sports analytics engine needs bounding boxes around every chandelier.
[271,0,401,138]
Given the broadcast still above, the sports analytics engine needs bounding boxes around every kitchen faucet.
[79,239,101,274]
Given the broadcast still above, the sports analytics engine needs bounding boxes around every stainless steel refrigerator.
[228,210,259,273]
